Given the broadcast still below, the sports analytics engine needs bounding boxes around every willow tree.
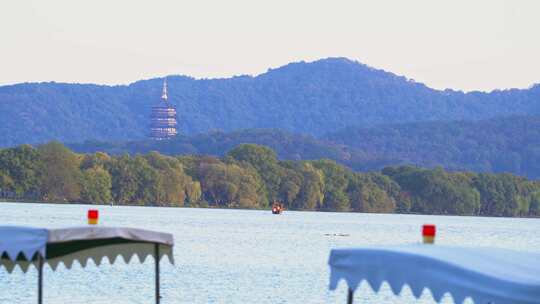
[311,159,351,211]
[290,162,324,210]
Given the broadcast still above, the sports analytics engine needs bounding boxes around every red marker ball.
[422,224,436,244]
[88,209,99,225]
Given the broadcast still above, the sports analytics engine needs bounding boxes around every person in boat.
[272,201,284,214]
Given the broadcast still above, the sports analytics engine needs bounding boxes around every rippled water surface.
[1,202,539,303]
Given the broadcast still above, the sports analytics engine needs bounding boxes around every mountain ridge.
[6,57,538,93]
[1,57,540,147]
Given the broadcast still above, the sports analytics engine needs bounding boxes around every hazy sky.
[1,0,539,91]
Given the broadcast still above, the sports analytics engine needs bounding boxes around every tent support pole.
[347,288,354,304]
[155,243,160,304]
[38,254,43,304]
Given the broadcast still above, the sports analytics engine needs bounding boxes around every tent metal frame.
[35,242,163,304]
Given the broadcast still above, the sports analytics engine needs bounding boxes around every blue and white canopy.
[0,226,174,273]
[329,245,540,304]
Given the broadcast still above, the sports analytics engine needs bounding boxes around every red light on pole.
[422,224,436,244]
[88,209,99,225]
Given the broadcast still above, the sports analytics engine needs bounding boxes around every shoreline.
[2,199,537,219]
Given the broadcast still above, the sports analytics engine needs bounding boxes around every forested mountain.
[326,115,540,178]
[1,57,540,147]
[69,116,540,179]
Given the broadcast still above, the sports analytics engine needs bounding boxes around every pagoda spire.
[161,78,168,101]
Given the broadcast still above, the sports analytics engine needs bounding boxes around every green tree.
[277,166,302,207]
[38,142,82,202]
[80,152,111,170]
[473,173,529,217]
[348,175,396,213]
[528,191,540,216]
[311,159,351,211]
[0,145,41,198]
[144,152,191,206]
[132,156,160,205]
[81,167,112,204]
[325,189,350,211]
[198,160,264,208]
[185,180,202,205]
[292,162,324,210]
[107,155,148,205]
[0,170,14,193]
[383,166,480,215]
[227,144,281,202]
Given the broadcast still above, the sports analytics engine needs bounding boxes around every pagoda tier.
[149,80,178,140]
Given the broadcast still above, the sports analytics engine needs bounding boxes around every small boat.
[272,202,284,214]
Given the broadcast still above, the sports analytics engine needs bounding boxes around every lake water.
[1,202,539,304]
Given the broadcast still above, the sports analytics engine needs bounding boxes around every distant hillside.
[69,116,540,179]
[69,129,349,161]
[326,115,540,179]
[1,57,540,147]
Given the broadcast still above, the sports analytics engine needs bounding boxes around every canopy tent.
[0,226,174,304]
[328,245,540,304]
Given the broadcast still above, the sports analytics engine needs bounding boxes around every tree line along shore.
[0,142,539,217]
